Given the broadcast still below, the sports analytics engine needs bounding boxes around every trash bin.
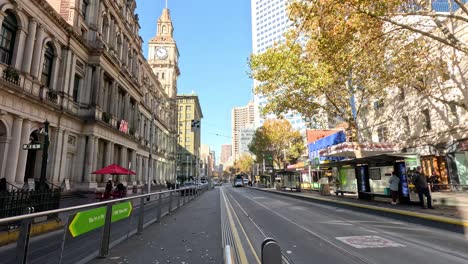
[319,177,330,196]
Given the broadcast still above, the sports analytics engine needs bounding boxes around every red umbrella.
[92,164,136,175]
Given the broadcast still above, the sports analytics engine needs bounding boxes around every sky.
[136,0,253,161]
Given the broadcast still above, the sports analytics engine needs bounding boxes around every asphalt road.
[0,192,183,264]
[222,186,468,264]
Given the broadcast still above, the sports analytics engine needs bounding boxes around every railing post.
[16,207,34,264]
[157,192,162,222]
[99,203,113,258]
[177,189,181,209]
[137,196,145,234]
[168,191,173,213]
[261,238,282,264]
[184,189,188,204]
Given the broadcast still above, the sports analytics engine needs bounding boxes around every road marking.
[228,189,293,264]
[336,236,405,249]
[245,192,373,264]
[252,196,265,199]
[224,190,261,264]
[221,189,249,264]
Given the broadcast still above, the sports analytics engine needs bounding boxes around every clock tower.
[148,7,180,99]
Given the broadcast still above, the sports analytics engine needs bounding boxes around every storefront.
[447,139,468,190]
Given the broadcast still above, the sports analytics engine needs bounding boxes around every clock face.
[155,47,168,59]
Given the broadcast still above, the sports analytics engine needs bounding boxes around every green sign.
[68,202,133,237]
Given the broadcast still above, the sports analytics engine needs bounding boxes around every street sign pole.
[39,120,49,185]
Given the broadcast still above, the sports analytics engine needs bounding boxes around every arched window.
[0,11,17,65]
[41,43,54,87]
[162,25,166,34]
[102,17,109,43]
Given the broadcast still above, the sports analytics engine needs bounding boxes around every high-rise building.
[177,94,203,181]
[220,144,232,164]
[232,101,255,158]
[250,0,307,131]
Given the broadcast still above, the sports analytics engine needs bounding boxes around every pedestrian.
[388,172,400,205]
[412,166,434,209]
[0,178,7,192]
[104,178,113,199]
[115,181,126,198]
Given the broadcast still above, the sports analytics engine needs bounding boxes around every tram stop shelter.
[325,154,420,204]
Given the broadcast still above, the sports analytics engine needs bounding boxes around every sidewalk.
[251,187,468,227]
[92,187,222,264]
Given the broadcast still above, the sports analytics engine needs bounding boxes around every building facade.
[250,0,307,130]
[220,144,232,164]
[176,94,203,181]
[231,100,255,158]
[0,0,177,190]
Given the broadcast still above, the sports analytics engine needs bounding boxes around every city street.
[221,186,468,264]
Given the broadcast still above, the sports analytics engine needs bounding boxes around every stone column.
[120,146,127,183]
[130,150,136,183]
[49,54,61,91]
[84,135,96,184]
[15,119,31,184]
[22,19,37,74]
[50,128,64,184]
[30,25,45,79]
[137,155,143,184]
[5,116,23,184]
[0,136,10,180]
[91,65,101,106]
[12,27,27,71]
[112,81,118,116]
[58,130,69,182]
[92,136,99,182]
[75,135,87,183]
[103,141,113,182]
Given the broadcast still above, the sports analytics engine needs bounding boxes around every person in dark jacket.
[412,166,433,209]
[104,178,113,199]
[0,178,7,192]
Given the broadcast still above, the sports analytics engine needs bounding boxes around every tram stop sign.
[68,201,132,237]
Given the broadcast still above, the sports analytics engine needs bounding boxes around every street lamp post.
[39,120,50,185]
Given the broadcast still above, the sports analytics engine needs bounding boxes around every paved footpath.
[92,188,222,264]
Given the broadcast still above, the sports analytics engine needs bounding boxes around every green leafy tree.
[249,0,467,145]
[234,153,255,175]
[248,119,305,169]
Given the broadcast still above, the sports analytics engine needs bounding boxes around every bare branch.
[358,9,468,55]
[453,0,468,17]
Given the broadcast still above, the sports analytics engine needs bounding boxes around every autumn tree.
[249,0,467,142]
[248,119,305,169]
[234,153,255,175]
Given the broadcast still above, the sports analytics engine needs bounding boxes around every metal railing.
[0,184,209,264]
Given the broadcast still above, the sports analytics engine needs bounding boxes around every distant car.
[243,178,249,186]
[234,179,243,187]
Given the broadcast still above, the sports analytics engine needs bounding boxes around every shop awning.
[319,142,398,158]
[322,153,419,168]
